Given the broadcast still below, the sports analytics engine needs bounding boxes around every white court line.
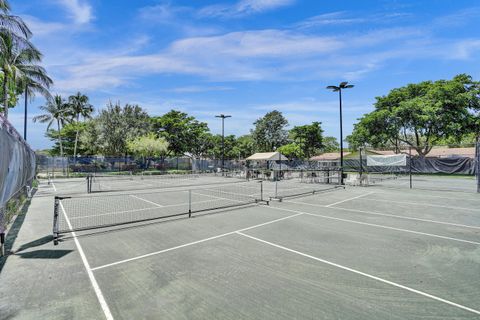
[356,197,480,212]
[287,200,480,230]
[325,192,375,207]
[236,232,480,316]
[59,202,114,320]
[373,191,480,202]
[91,211,303,271]
[266,206,480,245]
[51,182,57,192]
[130,195,164,207]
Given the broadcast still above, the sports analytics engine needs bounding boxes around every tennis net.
[53,182,263,243]
[270,169,343,201]
[87,171,246,193]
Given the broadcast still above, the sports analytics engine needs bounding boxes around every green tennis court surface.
[1,179,479,319]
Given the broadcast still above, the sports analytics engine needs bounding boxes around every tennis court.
[42,175,480,320]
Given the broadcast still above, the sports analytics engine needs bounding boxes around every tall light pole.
[327,82,354,185]
[24,84,28,140]
[215,114,231,175]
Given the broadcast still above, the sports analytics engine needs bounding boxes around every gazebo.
[246,152,289,180]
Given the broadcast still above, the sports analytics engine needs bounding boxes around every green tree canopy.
[234,135,256,159]
[46,122,88,157]
[347,74,480,156]
[33,95,70,157]
[151,110,209,158]
[289,122,324,158]
[277,143,303,159]
[89,102,151,156]
[251,110,289,152]
[127,133,169,158]
[322,136,339,152]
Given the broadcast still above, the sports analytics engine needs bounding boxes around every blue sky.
[7,0,480,150]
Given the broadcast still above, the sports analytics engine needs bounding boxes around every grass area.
[3,191,29,231]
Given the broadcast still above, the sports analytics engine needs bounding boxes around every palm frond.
[0,14,32,39]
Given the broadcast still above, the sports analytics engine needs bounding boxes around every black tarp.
[0,115,35,233]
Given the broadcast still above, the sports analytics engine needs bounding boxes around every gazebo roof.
[246,152,289,161]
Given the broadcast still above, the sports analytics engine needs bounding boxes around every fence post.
[409,146,413,189]
[476,141,480,193]
[188,190,192,217]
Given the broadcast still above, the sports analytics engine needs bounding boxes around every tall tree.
[277,143,303,159]
[289,122,324,159]
[46,122,88,157]
[0,0,31,39]
[322,136,339,152]
[251,110,289,152]
[127,133,169,169]
[33,95,70,157]
[93,102,150,156]
[347,74,480,156]
[234,135,256,159]
[151,110,209,158]
[0,32,45,118]
[68,92,94,160]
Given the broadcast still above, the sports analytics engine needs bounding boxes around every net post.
[188,190,192,217]
[0,231,4,257]
[0,206,4,257]
[260,180,264,202]
[409,146,413,189]
[53,197,60,245]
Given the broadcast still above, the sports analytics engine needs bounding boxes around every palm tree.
[0,0,31,40]
[0,32,43,118]
[68,92,94,160]
[33,95,70,158]
[18,67,53,139]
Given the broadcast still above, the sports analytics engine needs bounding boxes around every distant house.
[370,147,476,158]
[310,152,351,161]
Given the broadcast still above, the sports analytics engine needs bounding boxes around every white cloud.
[43,16,480,94]
[138,3,190,22]
[434,7,480,28]
[198,0,295,18]
[55,0,93,24]
[295,11,411,29]
[21,15,65,36]
[164,86,233,93]
[296,12,366,28]
[449,39,480,59]
[170,30,342,58]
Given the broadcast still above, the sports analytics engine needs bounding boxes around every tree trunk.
[73,114,80,163]
[2,73,8,119]
[57,119,64,157]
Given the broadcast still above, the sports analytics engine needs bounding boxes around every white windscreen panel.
[367,154,407,167]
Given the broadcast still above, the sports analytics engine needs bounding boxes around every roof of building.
[310,152,351,161]
[370,147,476,158]
[246,152,289,161]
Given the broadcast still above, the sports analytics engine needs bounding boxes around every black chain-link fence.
[0,115,35,254]
[343,145,479,192]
